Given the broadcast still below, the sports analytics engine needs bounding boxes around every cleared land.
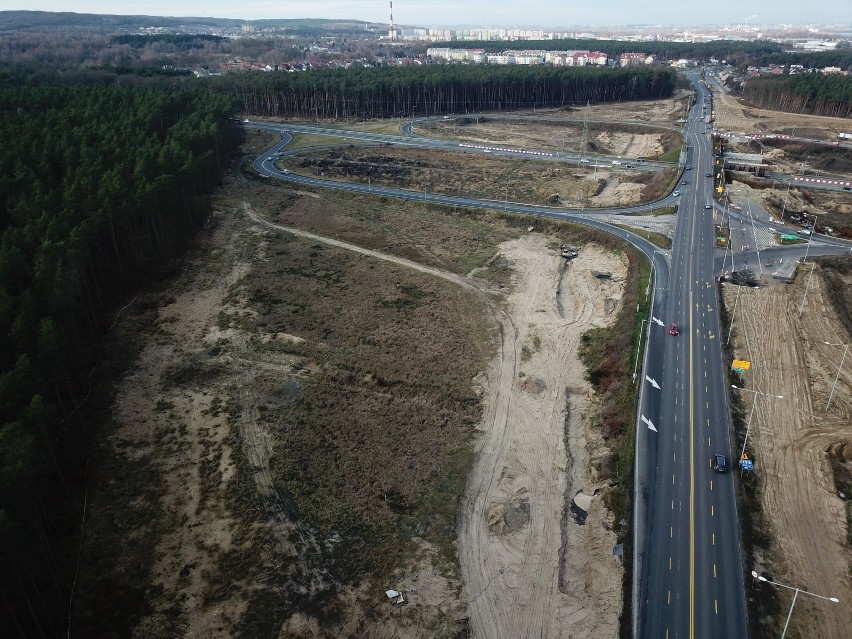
[492,89,693,124]
[722,179,852,238]
[281,146,677,208]
[75,122,631,637]
[713,89,852,237]
[418,117,681,160]
[712,86,852,139]
[459,236,626,637]
[723,266,852,639]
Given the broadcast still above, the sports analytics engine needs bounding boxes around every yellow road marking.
[689,287,696,639]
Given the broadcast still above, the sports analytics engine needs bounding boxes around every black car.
[713,454,728,473]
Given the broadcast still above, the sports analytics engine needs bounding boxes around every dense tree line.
[759,50,852,71]
[110,33,227,49]
[0,79,240,637]
[212,65,676,119]
[432,38,786,65]
[740,73,852,117]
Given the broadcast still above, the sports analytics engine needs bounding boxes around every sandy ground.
[108,199,628,637]
[712,86,852,138]
[459,235,625,638]
[723,271,852,638]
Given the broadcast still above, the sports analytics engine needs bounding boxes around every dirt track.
[459,235,625,638]
[724,270,852,638]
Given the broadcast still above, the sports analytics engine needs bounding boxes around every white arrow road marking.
[641,415,658,432]
[652,316,665,326]
[645,376,661,389]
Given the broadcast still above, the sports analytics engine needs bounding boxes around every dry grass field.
[281,145,677,209]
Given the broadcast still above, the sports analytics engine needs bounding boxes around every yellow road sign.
[731,359,751,371]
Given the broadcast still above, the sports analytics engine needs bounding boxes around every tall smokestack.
[389,1,395,41]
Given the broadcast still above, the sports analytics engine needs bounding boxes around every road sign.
[739,458,754,471]
[732,359,751,372]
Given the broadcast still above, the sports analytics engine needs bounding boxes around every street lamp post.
[726,282,743,345]
[798,262,816,317]
[747,202,762,276]
[824,341,849,411]
[731,385,784,461]
[504,182,513,210]
[800,213,818,266]
[632,318,648,385]
[751,571,839,639]
[781,181,791,219]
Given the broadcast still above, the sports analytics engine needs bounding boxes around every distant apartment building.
[428,47,606,67]
[619,52,647,66]
[486,53,514,65]
[505,50,545,65]
[426,47,483,62]
[427,29,454,41]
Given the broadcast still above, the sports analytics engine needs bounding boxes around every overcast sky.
[3,1,850,27]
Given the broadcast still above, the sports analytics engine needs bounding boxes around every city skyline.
[3,1,851,28]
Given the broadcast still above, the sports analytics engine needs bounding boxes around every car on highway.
[681,180,688,185]
[713,453,728,473]
[705,203,712,209]
[706,172,712,177]
[669,323,679,336]
[673,190,680,197]
[685,164,692,170]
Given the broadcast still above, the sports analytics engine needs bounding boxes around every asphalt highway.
[635,75,748,639]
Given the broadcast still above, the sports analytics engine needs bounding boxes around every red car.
[669,323,679,336]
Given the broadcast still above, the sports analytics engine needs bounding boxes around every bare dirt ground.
[420,118,673,160]
[723,269,852,639]
[501,89,692,123]
[722,168,852,238]
[712,87,852,138]
[459,235,626,638]
[283,145,675,209]
[95,165,627,637]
